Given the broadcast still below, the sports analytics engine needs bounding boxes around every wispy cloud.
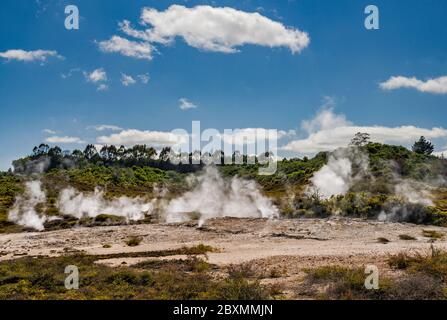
[380,75,447,94]
[61,68,81,79]
[98,36,154,61]
[0,49,63,62]
[45,136,85,144]
[42,129,56,135]
[96,84,108,91]
[179,98,198,110]
[138,73,150,84]
[89,125,123,132]
[120,73,136,86]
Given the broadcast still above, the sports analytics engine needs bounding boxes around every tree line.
[13,143,273,174]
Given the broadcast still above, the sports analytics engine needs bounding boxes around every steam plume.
[164,166,279,226]
[307,148,369,199]
[57,188,154,221]
[8,181,49,231]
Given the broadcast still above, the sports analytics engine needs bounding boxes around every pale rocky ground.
[1,217,446,298]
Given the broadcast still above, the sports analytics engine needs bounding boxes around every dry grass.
[422,230,444,240]
[0,252,272,300]
[399,234,417,241]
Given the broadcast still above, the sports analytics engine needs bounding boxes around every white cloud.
[138,73,150,84]
[84,68,107,83]
[45,136,85,144]
[98,35,154,60]
[97,84,109,91]
[0,49,63,62]
[97,129,188,147]
[433,150,447,158]
[42,129,56,135]
[99,5,309,63]
[179,98,198,110]
[61,68,81,79]
[282,108,447,154]
[121,73,136,86]
[221,128,288,146]
[119,5,309,54]
[84,68,108,91]
[380,75,447,94]
[301,107,351,134]
[89,125,123,132]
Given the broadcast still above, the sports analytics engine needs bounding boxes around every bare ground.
[1,217,446,298]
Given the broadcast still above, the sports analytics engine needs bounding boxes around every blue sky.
[1,0,447,169]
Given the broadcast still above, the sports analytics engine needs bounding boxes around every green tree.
[83,144,98,160]
[160,147,172,161]
[412,136,434,155]
[350,132,371,147]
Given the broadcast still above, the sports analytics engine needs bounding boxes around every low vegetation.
[301,249,447,300]
[399,234,417,240]
[422,230,444,239]
[377,237,390,244]
[0,249,272,300]
[125,236,143,247]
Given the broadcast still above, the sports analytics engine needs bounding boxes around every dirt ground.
[1,217,446,298]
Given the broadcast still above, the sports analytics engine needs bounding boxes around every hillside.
[0,142,446,233]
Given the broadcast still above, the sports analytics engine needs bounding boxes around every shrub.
[399,234,416,241]
[125,237,142,247]
[422,230,444,239]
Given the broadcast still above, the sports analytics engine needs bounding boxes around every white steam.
[57,188,155,221]
[8,181,49,231]
[165,166,278,226]
[9,166,279,230]
[309,156,352,199]
[307,148,369,199]
[307,147,438,222]
[394,181,433,206]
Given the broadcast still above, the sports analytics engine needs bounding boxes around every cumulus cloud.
[179,98,198,110]
[84,68,107,83]
[0,49,63,62]
[45,136,85,144]
[97,129,188,147]
[301,107,351,134]
[380,75,447,94]
[120,5,309,54]
[83,68,108,91]
[99,5,309,61]
[282,108,447,154]
[98,35,154,60]
[121,73,136,86]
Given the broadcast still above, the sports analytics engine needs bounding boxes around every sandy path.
[1,217,446,268]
